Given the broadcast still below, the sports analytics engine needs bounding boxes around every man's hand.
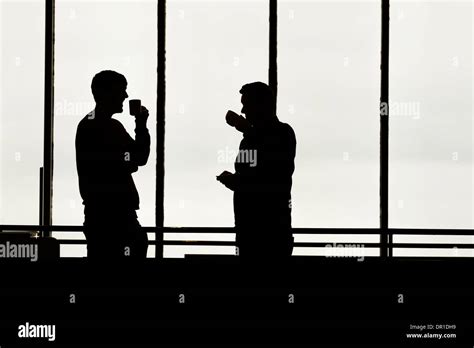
[135,106,149,127]
[225,110,250,133]
[217,170,236,190]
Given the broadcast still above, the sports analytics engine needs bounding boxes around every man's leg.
[122,212,148,260]
[270,229,294,259]
[84,222,124,261]
[235,226,260,261]
[84,207,131,261]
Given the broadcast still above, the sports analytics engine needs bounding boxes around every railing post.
[39,167,44,237]
[380,0,390,258]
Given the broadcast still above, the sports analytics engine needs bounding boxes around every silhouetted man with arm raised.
[217,82,296,262]
[75,70,150,261]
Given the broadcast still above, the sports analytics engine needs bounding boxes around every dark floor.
[0,257,472,346]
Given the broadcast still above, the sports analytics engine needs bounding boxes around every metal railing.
[1,225,474,259]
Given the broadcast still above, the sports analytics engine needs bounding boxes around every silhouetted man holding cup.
[75,70,150,261]
[217,82,296,262]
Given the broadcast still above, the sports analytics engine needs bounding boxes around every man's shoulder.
[109,117,126,128]
[77,112,97,129]
[77,114,124,130]
[277,121,296,139]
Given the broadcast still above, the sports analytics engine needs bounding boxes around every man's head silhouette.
[240,82,276,128]
[91,70,128,115]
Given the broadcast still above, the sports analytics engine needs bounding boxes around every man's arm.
[132,106,151,166]
[130,119,151,166]
[119,108,151,170]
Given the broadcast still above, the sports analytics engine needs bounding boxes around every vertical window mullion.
[156,0,166,260]
[43,0,55,237]
[380,0,390,258]
[269,0,278,107]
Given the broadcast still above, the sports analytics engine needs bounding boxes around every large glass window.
[54,0,157,256]
[3,0,471,259]
[0,0,45,225]
[390,0,473,256]
[278,1,381,256]
[164,0,269,257]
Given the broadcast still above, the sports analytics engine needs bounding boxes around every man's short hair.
[91,70,127,102]
[239,82,276,114]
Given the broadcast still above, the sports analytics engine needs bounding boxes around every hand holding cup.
[226,110,241,127]
[130,99,149,125]
[226,110,250,133]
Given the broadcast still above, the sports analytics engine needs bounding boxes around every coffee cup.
[129,99,141,116]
